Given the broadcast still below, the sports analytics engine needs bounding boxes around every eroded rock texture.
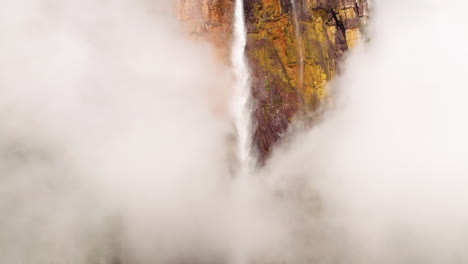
[177,0,369,162]
[176,0,235,61]
[245,0,368,160]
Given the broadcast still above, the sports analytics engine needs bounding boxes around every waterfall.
[290,0,304,91]
[231,0,254,175]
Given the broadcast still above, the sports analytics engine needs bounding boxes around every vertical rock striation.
[176,0,369,162]
[244,0,368,161]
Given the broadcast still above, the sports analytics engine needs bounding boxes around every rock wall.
[245,0,368,160]
[177,0,369,162]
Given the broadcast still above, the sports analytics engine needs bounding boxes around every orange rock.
[245,0,369,161]
[176,0,369,162]
[176,0,235,62]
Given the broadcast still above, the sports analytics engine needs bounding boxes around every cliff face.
[176,0,235,61]
[244,0,368,160]
[177,0,368,161]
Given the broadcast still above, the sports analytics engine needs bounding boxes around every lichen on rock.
[244,0,369,161]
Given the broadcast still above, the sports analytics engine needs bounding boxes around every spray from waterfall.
[290,0,304,91]
[231,0,255,175]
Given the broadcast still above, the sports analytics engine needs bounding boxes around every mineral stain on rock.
[245,0,368,161]
[177,0,369,162]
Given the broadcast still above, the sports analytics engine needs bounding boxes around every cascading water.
[290,0,305,91]
[231,0,255,175]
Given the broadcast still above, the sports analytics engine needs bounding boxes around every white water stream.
[231,0,255,175]
[290,0,304,91]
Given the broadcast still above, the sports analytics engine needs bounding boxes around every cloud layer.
[1,0,468,263]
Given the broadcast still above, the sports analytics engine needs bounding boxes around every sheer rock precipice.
[177,0,369,161]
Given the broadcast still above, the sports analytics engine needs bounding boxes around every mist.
[0,0,274,263]
[265,0,468,263]
[2,0,468,263]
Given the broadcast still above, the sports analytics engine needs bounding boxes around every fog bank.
[0,0,275,263]
[266,0,468,262]
[2,0,468,263]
